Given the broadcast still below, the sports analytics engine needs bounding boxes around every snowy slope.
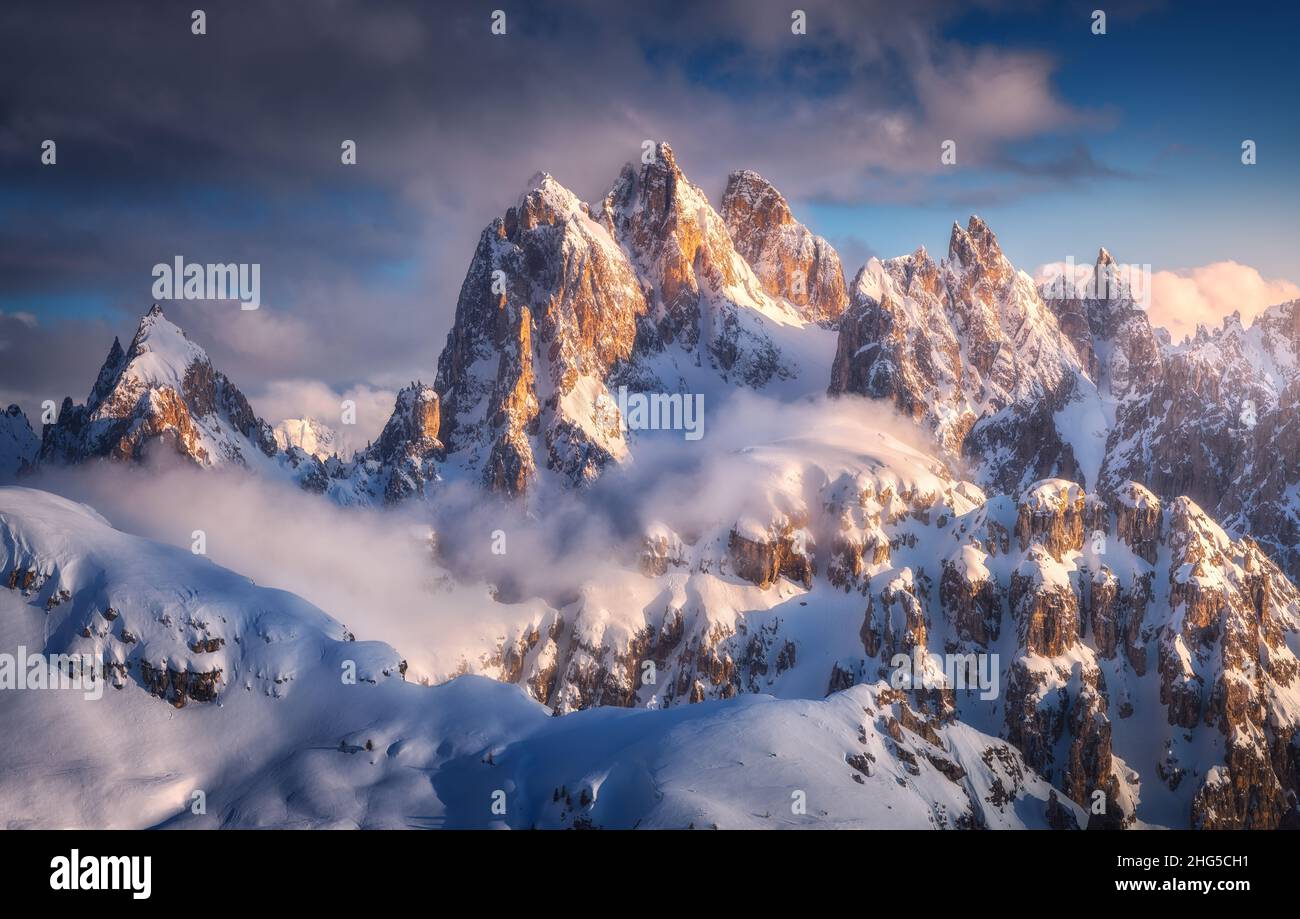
[0,484,1072,829]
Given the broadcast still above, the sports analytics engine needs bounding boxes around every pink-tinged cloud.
[1148,262,1300,342]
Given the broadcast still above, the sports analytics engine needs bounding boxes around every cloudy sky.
[1,0,1296,440]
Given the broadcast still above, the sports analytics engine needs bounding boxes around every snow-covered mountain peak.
[20,305,450,507]
[834,213,1088,490]
[425,143,847,499]
[272,417,340,460]
[38,304,277,469]
[512,172,587,227]
[597,142,826,385]
[117,303,208,391]
[520,169,557,196]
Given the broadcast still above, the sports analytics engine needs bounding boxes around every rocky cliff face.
[1172,305,1300,583]
[1159,497,1300,828]
[595,144,808,389]
[1221,374,1300,585]
[942,477,1299,829]
[481,452,1300,829]
[434,175,643,497]
[830,231,1300,595]
[317,383,444,504]
[1046,252,1300,585]
[1044,249,1164,408]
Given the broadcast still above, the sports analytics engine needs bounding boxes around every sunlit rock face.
[720,169,848,326]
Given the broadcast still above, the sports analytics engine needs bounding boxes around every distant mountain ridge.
[27,304,442,505]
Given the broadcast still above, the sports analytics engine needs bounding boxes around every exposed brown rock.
[1112,481,1161,564]
[940,556,1001,646]
[1016,479,1086,560]
[720,170,847,325]
[728,522,814,589]
[138,661,222,707]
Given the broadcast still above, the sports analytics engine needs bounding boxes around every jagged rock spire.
[948,215,1005,269]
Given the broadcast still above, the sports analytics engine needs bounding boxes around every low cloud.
[249,379,398,456]
[427,390,946,606]
[1148,262,1300,342]
[27,462,509,683]
[24,390,941,683]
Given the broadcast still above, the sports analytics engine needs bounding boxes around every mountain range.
[2,143,1298,829]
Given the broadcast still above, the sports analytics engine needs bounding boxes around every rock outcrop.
[434,175,644,496]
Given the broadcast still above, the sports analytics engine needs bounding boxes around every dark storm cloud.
[0,0,1115,422]
[0,310,120,412]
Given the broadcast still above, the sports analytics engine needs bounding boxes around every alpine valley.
[2,145,1298,830]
